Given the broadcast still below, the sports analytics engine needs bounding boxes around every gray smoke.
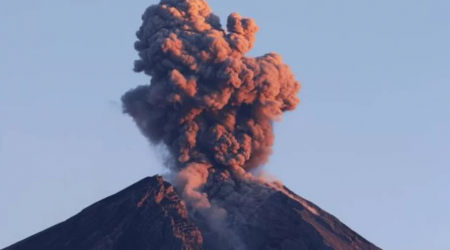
[121,0,301,249]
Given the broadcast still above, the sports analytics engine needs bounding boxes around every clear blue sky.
[0,0,449,249]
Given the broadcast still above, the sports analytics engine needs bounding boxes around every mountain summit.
[3,176,380,250]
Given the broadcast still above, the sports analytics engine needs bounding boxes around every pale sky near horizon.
[0,1,449,249]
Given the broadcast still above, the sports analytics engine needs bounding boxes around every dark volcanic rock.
[3,176,381,250]
[197,171,381,250]
[3,176,203,250]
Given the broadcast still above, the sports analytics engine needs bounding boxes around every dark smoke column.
[122,0,300,178]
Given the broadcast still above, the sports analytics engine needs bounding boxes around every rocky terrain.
[3,175,381,250]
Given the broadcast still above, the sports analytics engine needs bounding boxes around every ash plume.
[122,0,300,176]
[121,0,300,248]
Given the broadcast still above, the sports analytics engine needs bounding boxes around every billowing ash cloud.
[122,1,300,248]
[122,0,300,176]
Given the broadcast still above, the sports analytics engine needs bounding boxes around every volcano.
[3,175,380,250]
[3,2,383,248]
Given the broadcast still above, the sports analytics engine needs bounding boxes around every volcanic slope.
[3,176,381,250]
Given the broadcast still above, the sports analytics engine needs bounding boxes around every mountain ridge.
[2,175,381,250]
